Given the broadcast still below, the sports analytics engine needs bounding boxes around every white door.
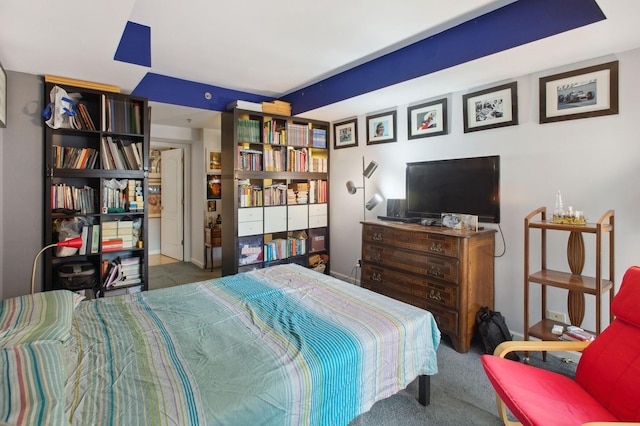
[160,148,184,260]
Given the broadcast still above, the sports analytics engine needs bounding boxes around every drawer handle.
[429,242,443,253]
[372,253,382,263]
[371,272,382,282]
[372,232,383,241]
[428,267,443,278]
[428,289,442,301]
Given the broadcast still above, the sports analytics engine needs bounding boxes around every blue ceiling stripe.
[132,73,274,110]
[130,0,605,115]
[281,0,606,115]
[114,21,151,67]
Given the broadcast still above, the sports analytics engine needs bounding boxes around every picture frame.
[366,110,397,144]
[407,98,448,139]
[333,118,358,149]
[207,174,222,199]
[207,150,221,173]
[462,82,518,133]
[0,61,6,128]
[539,60,619,123]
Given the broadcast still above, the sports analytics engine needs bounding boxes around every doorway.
[160,148,184,260]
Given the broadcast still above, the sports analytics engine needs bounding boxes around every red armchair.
[481,266,640,426]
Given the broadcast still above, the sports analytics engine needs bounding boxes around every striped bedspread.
[65,264,440,425]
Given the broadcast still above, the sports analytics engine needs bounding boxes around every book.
[90,225,100,253]
[79,226,89,255]
[226,100,262,112]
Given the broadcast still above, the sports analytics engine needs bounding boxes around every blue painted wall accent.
[130,0,605,114]
[281,0,606,115]
[132,73,273,110]
[114,21,152,67]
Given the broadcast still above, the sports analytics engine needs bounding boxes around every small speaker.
[386,199,407,218]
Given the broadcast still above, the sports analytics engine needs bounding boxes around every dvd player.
[377,216,421,223]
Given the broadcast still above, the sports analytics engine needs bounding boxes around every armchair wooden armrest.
[493,339,591,358]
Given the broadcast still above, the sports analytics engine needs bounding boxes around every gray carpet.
[148,261,221,290]
[351,335,576,425]
[148,262,577,425]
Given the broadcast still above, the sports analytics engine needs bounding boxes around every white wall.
[329,49,640,336]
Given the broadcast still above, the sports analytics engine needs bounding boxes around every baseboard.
[330,271,360,286]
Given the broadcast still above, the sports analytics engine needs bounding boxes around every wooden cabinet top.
[361,220,497,238]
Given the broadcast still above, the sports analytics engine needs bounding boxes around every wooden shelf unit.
[220,108,329,276]
[42,79,149,297]
[524,207,614,341]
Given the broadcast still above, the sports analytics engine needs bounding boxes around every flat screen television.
[405,155,500,223]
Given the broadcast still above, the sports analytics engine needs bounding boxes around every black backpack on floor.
[476,307,519,361]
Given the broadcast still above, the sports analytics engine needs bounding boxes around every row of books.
[102,256,142,288]
[238,180,263,207]
[263,183,288,206]
[237,118,262,143]
[102,96,144,135]
[102,220,135,252]
[102,179,142,213]
[101,136,144,170]
[308,180,328,204]
[263,146,287,172]
[287,148,308,172]
[237,180,328,206]
[51,184,97,214]
[311,128,327,148]
[264,236,307,262]
[79,224,101,255]
[52,146,99,170]
[309,157,328,173]
[237,148,263,171]
[69,103,97,131]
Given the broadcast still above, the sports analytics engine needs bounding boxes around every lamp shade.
[365,193,384,210]
[346,180,358,194]
[363,161,379,178]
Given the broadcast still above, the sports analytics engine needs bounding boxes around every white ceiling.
[2,0,640,129]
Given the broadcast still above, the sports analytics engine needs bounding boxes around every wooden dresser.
[361,220,496,353]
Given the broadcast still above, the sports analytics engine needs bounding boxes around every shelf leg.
[567,231,586,326]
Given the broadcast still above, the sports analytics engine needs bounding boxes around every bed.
[1,263,440,426]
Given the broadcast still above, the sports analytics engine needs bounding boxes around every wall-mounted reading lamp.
[346,157,383,219]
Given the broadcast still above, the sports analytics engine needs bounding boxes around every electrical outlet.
[355,259,362,268]
[546,310,567,323]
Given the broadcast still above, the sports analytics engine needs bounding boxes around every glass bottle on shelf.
[553,190,565,223]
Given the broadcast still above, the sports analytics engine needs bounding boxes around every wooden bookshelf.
[42,79,149,297]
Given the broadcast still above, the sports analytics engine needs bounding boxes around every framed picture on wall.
[462,82,518,133]
[366,110,397,144]
[539,60,619,123]
[333,118,358,149]
[407,98,448,139]
[0,61,6,128]
[207,175,222,199]
[207,150,221,173]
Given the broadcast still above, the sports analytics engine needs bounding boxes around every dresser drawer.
[426,304,459,336]
[362,263,427,306]
[362,263,458,310]
[362,242,459,284]
[363,224,459,258]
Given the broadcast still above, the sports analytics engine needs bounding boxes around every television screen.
[405,155,500,223]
